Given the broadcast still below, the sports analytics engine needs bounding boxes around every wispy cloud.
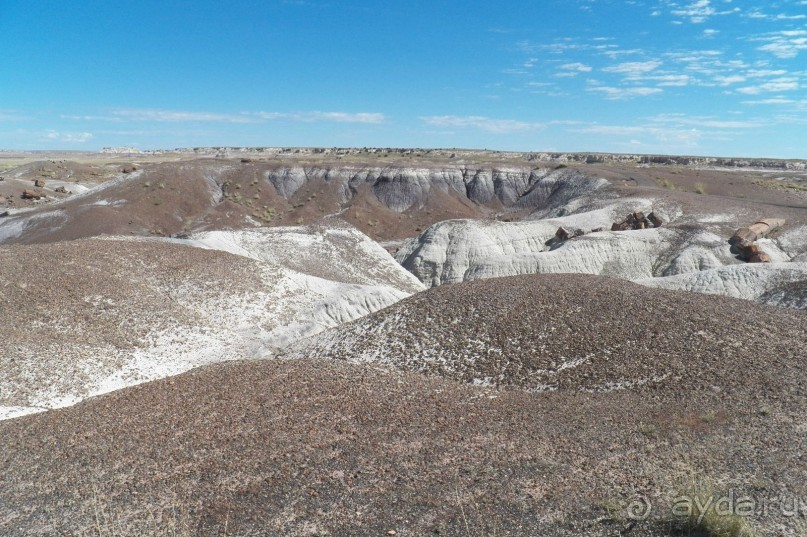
[736,77,800,94]
[668,0,739,23]
[603,61,663,78]
[111,109,261,123]
[256,111,386,123]
[560,62,592,72]
[0,111,31,122]
[45,130,93,143]
[649,113,763,129]
[754,30,807,59]
[741,98,797,105]
[63,109,387,124]
[569,123,704,148]
[419,115,543,133]
[587,86,663,99]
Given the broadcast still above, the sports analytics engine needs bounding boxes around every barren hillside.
[1,277,804,536]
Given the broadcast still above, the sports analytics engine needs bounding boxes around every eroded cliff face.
[263,165,608,213]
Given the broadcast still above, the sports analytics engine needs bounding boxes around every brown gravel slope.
[1,275,805,536]
[0,159,522,244]
[288,274,807,394]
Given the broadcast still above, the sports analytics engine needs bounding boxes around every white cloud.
[603,61,663,78]
[741,98,795,105]
[0,111,30,122]
[45,130,93,143]
[419,115,543,133]
[736,77,800,94]
[745,69,788,78]
[570,124,703,147]
[111,109,261,123]
[669,0,739,23]
[755,30,807,58]
[671,0,715,23]
[257,111,386,124]
[714,75,746,85]
[63,109,386,125]
[647,74,691,86]
[560,62,592,72]
[746,10,806,21]
[587,86,664,99]
[649,113,762,129]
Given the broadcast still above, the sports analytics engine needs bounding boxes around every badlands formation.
[0,148,805,536]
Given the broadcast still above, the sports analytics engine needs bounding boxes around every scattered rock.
[729,218,785,246]
[555,227,586,242]
[0,211,9,217]
[240,158,252,163]
[611,211,662,231]
[21,190,45,200]
[555,227,572,241]
[121,165,138,174]
[729,218,785,263]
[54,186,70,194]
[34,179,46,188]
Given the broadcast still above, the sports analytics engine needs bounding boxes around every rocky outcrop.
[395,200,805,308]
[394,198,678,286]
[638,263,807,307]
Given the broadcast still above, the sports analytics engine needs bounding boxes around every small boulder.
[34,179,46,188]
[730,227,757,245]
[555,227,572,241]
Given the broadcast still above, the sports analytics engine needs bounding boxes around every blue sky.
[1,0,805,157]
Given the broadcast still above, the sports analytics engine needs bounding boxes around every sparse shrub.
[668,477,757,537]
[753,178,807,192]
[638,423,657,438]
[695,183,707,194]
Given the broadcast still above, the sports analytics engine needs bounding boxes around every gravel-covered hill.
[1,333,804,535]
[288,274,806,393]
